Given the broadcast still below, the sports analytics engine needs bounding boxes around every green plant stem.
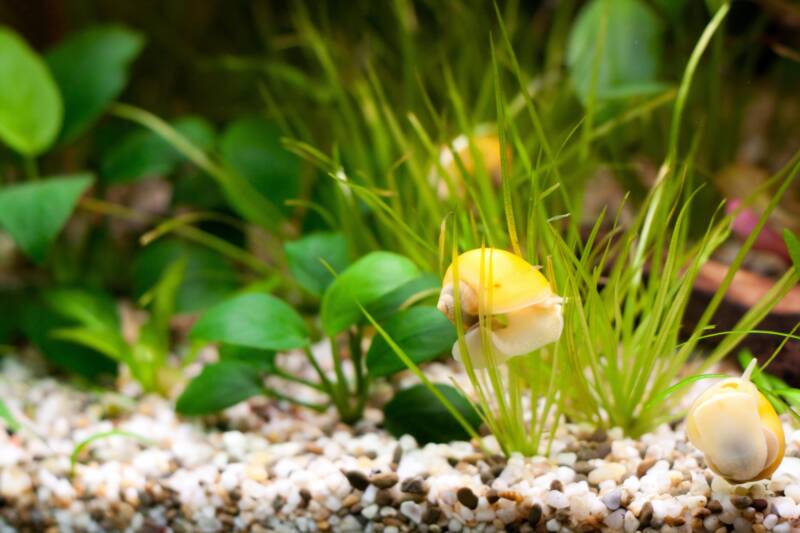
[329,336,353,419]
[303,346,334,394]
[349,328,368,418]
[262,387,327,412]
[23,157,38,181]
[273,367,327,393]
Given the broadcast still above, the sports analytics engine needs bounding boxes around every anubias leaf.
[46,25,144,142]
[321,252,420,335]
[284,231,349,297]
[0,174,93,263]
[176,361,263,415]
[0,27,62,155]
[383,384,481,444]
[366,307,456,378]
[190,292,310,351]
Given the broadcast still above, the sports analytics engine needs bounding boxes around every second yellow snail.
[686,360,785,483]
[436,248,563,368]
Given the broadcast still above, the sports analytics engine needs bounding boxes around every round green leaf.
[46,25,144,142]
[566,0,663,105]
[284,231,350,297]
[0,27,62,155]
[321,252,421,335]
[0,174,93,263]
[219,344,276,373]
[383,384,481,444]
[219,117,300,216]
[176,361,263,415]
[190,292,310,351]
[366,306,456,378]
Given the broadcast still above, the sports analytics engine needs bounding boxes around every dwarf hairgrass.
[70,429,154,476]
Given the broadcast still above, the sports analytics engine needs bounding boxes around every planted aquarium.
[2,1,800,532]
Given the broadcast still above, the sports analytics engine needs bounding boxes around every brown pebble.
[595,442,612,459]
[499,490,522,502]
[589,428,608,442]
[752,498,769,512]
[400,476,427,495]
[528,503,543,525]
[732,495,752,509]
[342,494,360,507]
[305,443,323,454]
[550,479,563,491]
[456,487,479,510]
[636,458,657,477]
[375,489,394,506]
[392,445,403,465]
[422,506,441,524]
[574,461,593,474]
[370,472,399,489]
[486,489,499,504]
[344,471,369,491]
[299,488,312,507]
[638,502,653,527]
[693,508,711,518]
[707,499,723,513]
[753,525,766,533]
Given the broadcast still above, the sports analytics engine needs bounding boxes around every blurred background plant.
[0,0,798,445]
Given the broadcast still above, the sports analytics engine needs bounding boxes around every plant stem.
[349,328,368,419]
[262,387,327,412]
[329,336,352,418]
[23,157,38,181]
[273,367,327,393]
[303,345,333,394]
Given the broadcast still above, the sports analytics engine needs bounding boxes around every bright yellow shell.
[442,248,553,315]
[687,377,784,483]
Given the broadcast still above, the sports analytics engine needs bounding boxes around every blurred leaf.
[784,229,800,271]
[654,0,689,20]
[284,231,349,297]
[219,344,276,372]
[133,239,238,314]
[566,0,663,105]
[0,27,62,155]
[190,292,310,351]
[138,257,186,357]
[46,25,144,142]
[0,399,21,432]
[219,117,300,216]
[0,174,93,263]
[366,306,456,378]
[44,287,120,331]
[321,252,421,335]
[366,273,440,324]
[101,116,215,183]
[383,384,480,444]
[176,360,263,415]
[20,301,116,378]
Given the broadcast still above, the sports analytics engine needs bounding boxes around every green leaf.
[20,300,117,378]
[44,287,120,332]
[321,252,421,335]
[284,231,349,297]
[566,0,663,105]
[190,292,310,351]
[46,25,144,142]
[784,229,800,272]
[0,399,21,432]
[365,273,440,324]
[176,361,263,415]
[0,27,62,155]
[0,174,93,263]
[366,307,456,378]
[383,384,481,444]
[219,344,276,373]
[101,116,215,183]
[133,239,238,314]
[219,117,300,216]
[138,257,186,357]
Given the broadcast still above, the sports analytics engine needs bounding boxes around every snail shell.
[686,364,784,483]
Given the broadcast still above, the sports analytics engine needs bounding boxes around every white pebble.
[763,514,778,528]
[546,490,569,509]
[588,463,627,485]
[604,509,624,530]
[546,518,560,531]
[785,484,800,504]
[399,501,423,524]
[361,504,378,519]
[556,452,576,467]
[773,523,792,533]
[773,496,799,519]
[623,510,639,533]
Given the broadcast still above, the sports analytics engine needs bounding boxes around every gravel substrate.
[3,352,800,533]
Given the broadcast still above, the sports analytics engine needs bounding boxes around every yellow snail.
[429,131,510,200]
[686,359,785,483]
[436,248,563,369]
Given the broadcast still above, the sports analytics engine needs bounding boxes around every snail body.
[686,362,784,483]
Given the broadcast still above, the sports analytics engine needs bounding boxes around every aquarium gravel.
[2,354,800,533]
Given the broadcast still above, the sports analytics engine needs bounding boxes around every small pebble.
[456,487,478,510]
[528,503,542,525]
[400,476,427,495]
[345,471,369,491]
[370,472,399,489]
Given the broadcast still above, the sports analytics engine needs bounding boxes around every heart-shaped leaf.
[366,306,456,378]
[176,361,263,415]
[383,384,481,444]
[219,344,276,373]
[284,231,349,297]
[0,174,93,263]
[321,252,420,335]
[219,117,300,216]
[190,292,310,351]
[0,27,62,155]
[365,273,440,324]
[566,0,663,105]
[46,25,144,142]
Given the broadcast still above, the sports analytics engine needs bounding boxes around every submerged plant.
[686,359,784,483]
[436,246,564,456]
